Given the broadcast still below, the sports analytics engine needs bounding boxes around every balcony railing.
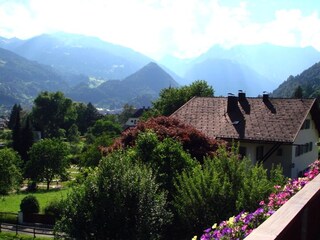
[245,173,320,240]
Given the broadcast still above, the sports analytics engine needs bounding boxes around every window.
[295,142,314,157]
[276,148,283,156]
[256,146,264,162]
[295,145,300,157]
[239,147,246,158]
[309,142,313,152]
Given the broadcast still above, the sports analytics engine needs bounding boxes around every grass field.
[0,188,69,213]
[0,232,52,239]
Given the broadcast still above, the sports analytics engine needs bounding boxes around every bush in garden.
[56,151,172,240]
[103,116,223,162]
[44,200,64,220]
[20,195,40,214]
[172,145,285,239]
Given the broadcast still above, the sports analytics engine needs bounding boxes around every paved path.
[0,222,55,238]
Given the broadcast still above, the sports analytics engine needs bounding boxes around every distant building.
[171,92,320,178]
[124,107,149,129]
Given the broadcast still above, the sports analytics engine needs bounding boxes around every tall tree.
[75,102,102,134]
[8,104,22,130]
[32,91,76,138]
[12,107,21,155]
[20,115,34,163]
[26,139,69,190]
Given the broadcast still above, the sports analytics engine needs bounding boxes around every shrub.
[44,200,64,220]
[172,145,285,239]
[20,195,40,214]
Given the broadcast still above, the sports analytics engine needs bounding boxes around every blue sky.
[1,0,320,59]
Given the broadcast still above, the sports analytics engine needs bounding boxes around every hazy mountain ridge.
[0,47,69,105]
[67,62,179,108]
[184,58,273,96]
[272,62,320,98]
[161,44,320,96]
[1,33,153,81]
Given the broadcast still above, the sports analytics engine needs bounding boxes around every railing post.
[34,227,36,238]
[15,224,18,235]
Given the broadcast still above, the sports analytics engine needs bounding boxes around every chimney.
[238,90,246,101]
[227,93,238,112]
[263,92,269,102]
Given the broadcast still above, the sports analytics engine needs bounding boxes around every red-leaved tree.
[101,116,224,162]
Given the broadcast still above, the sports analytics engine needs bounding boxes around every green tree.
[80,134,114,167]
[20,115,34,163]
[26,139,69,190]
[75,102,102,134]
[11,106,21,155]
[292,85,303,98]
[8,104,22,130]
[88,115,122,138]
[67,124,80,143]
[0,148,22,195]
[132,131,197,198]
[56,151,172,239]
[32,91,76,138]
[152,80,214,116]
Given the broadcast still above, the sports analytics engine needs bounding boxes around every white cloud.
[0,0,320,59]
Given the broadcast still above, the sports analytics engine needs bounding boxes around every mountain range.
[160,44,320,96]
[1,32,320,111]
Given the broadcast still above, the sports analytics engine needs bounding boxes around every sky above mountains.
[1,0,320,59]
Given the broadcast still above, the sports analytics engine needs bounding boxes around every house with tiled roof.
[171,92,320,178]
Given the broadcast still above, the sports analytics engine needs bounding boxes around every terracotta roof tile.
[171,96,318,143]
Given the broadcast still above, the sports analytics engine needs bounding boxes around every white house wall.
[239,142,292,177]
[291,113,319,178]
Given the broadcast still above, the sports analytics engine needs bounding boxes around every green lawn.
[0,232,52,239]
[0,188,69,213]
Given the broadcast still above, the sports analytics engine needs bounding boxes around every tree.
[11,106,21,154]
[132,131,197,199]
[152,80,214,116]
[88,115,122,138]
[67,124,80,143]
[292,85,303,98]
[56,151,172,239]
[32,91,76,138]
[0,148,22,195]
[26,139,69,190]
[75,102,102,134]
[8,104,22,130]
[20,115,34,163]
